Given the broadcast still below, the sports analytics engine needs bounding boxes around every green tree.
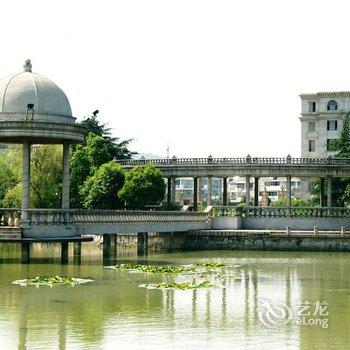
[70,112,135,207]
[80,162,125,209]
[311,112,350,206]
[0,145,63,208]
[332,112,350,158]
[119,165,166,208]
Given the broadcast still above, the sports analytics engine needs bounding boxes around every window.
[327,120,338,131]
[308,121,316,132]
[327,139,338,151]
[308,102,316,112]
[308,140,315,152]
[327,100,338,111]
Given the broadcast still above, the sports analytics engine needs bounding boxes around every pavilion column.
[320,177,325,207]
[62,143,70,209]
[245,175,250,205]
[254,177,259,206]
[327,176,332,207]
[21,140,31,225]
[286,175,292,207]
[207,176,212,206]
[193,177,198,211]
[167,178,171,205]
[222,177,228,206]
[171,177,176,204]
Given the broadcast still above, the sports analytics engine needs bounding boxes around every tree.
[332,112,350,158]
[70,111,135,207]
[0,145,63,208]
[80,162,125,209]
[119,165,166,208]
[312,112,350,206]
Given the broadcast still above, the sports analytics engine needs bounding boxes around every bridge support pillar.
[327,176,332,208]
[103,234,111,258]
[61,242,69,264]
[137,232,148,254]
[222,177,228,206]
[286,175,292,207]
[21,242,30,263]
[254,177,259,206]
[73,242,81,256]
[245,175,250,204]
[207,177,212,206]
[165,232,174,251]
[193,177,198,211]
[320,177,325,207]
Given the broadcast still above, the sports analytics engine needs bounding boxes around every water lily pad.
[105,263,195,274]
[12,276,93,287]
[139,280,215,290]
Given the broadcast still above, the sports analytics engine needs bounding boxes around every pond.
[0,243,349,349]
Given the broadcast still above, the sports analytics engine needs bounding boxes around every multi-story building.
[300,91,349,157]
[299,91,349,198]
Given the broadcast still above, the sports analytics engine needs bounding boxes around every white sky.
[1,0,349,158]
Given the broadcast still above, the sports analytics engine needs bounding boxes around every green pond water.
[0,243,349,350]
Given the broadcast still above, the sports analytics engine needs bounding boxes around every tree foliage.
[119,165,166,208]
[312,112,350,206]
[80,162,125,209]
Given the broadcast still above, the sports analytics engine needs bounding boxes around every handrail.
[213,206,350,218]
[116,156,350,167]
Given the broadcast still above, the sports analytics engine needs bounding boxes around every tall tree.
[119,165,166,208]
[80,162,125,209]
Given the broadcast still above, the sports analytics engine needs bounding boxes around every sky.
[1,0,350,158]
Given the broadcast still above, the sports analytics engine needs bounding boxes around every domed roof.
[0,60,74,124]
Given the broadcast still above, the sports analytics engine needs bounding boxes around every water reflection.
[0,245,349,349]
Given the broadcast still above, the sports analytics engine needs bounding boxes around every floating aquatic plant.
[195,262,227,268]
[139,280,215,290]
[105,263,195,274]
[12,276,93,287]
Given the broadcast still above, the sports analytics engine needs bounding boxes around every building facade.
[300,91,350,158]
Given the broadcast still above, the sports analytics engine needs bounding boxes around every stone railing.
[72,209,211,226]
[24,209,74,226]
[217,206,350,218]
[0,208,212,228]
[116,156,350,167]
[0,208,21,227]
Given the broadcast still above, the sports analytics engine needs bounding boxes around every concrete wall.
[241,217,349,231]
[180,231,350,252]
[212,217,241,229]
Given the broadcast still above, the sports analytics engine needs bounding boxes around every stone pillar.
[327,176,332,207]
[167,178,171,205]
[62,143,70,209]
[165,232,174,251]
[320,177,325,207]
[73,242,81,256]
[245,175,250,205]
[21,242,30,263]
[61,242,69,264]
[171,177,176,204]
[207,176,212,206]
[21,140,31,225]
[193,177,198,211]
[103,234,111,257]
[222,177,228,206]
[286,175,292,207]
[254,177,259,206]
[137,232,148,254]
